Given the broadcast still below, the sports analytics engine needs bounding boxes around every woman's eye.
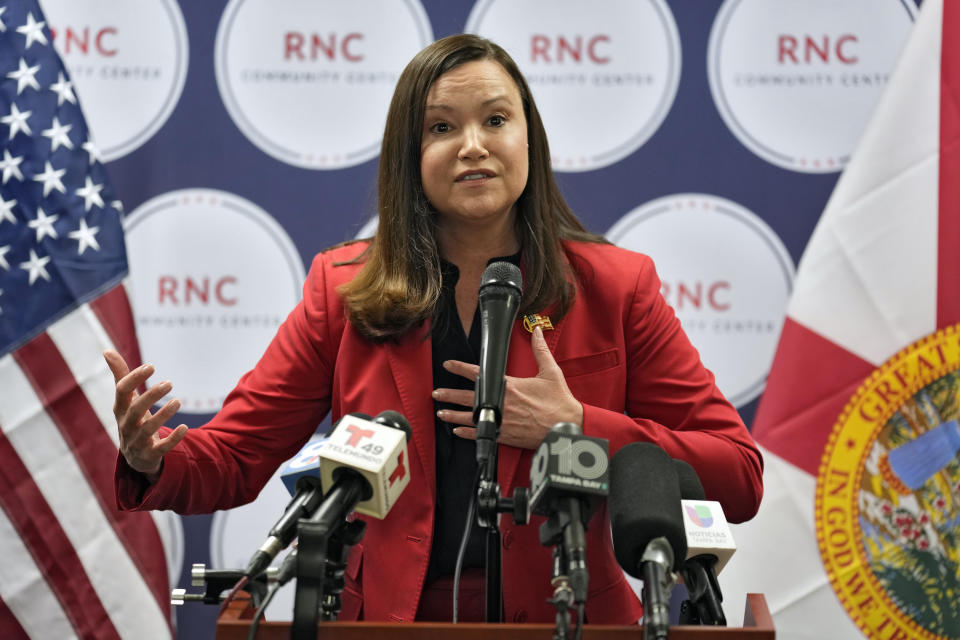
[489,115,505,126]
[430,122,450,134]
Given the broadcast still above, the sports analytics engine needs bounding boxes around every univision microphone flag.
[719,0,960,638]
[0,3,174,638]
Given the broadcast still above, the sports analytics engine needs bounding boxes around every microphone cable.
[217,575,249,618]
[452,464,483,623]
[245,582,281,640]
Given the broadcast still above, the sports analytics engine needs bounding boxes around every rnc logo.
[467,0,680,172]
[685,504,714,528]
[215,0,432,170]
[606,193,794,408]
[707,0,914,173]
[41,0,188,161]
[124,188,304,414]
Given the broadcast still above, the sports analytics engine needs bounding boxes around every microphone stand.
[679,557,726,626]
[475,408,529,623]
[291,481,365,640]
[541,517,575,640]
[476,407,504,623]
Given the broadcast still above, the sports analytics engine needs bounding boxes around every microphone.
[244,434,334,578]
[673,459,734,626]
[315,410,412,520]
[472,261,522,463]
[529,422,609,604]
[244,411,410,579]
[609,443,687,640]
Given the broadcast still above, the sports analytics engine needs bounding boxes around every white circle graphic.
[42,0,188,161]
[606,194,795,407]
[215,0,433,170]
[124,189,305,414]
[466,0,681,172]
[708,0,915,173]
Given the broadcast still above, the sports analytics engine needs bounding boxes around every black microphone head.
[480,261,522,295]
[609,442,687,576]
[373,410,412,442]
[672,458,707,501]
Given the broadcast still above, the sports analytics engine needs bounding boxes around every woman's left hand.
[433,326,583,449]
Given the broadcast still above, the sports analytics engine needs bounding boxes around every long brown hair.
[339,34,605,341]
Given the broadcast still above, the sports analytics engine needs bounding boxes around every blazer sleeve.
[580,254,764,523]
[116,252,341,514]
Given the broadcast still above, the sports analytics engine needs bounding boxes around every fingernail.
[436,410,446,419]
[431,389,440,398]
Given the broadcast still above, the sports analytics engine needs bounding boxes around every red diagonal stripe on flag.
[0,435,120,640]
[13,334,172,633]
[939,0,960,327]
[752,318,874,473]
[0,596,29,639]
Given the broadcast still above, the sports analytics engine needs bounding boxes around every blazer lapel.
[384,323,436,501]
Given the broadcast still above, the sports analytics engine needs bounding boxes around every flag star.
[0,245,10,271]
[82,140,102,163]
[76,176,105,211]
[6,58,41,94]
[19,249,51,285]
[33,161,66,196]
[28,207,59,242]
[68,218,100,255]
[16,12,48,49]
[0,8,6,32]
[42,117,74,152]
[0,149,24,183]
[0,196,16,225]
[49,72,76,106]
[1,103,32,139]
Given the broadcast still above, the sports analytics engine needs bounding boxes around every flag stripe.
[0,433,117,639]
[939,0,960,327]
[0,510,76,640]
[0,598,29,640]
[90,283,143,370]
[0,597,30,640]
[12,332,172,633]
[1,353,169,638]
[47,304,121,448]
[751,317,875,474]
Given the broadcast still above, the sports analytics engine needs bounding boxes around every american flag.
[0,3,173,638]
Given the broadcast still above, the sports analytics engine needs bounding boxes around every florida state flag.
[721,0,960,638]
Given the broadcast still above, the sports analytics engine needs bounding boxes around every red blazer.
[117,240,763,624]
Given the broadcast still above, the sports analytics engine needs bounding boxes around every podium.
[215,593,774,639]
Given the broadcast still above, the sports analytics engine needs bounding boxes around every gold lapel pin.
[523,313,554,333]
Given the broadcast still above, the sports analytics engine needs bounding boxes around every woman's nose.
[458,125,489,160]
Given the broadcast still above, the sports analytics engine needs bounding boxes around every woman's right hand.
[104,349,188,484]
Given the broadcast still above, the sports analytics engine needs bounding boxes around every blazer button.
[502,529,513,549]
[513,610,528,623]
